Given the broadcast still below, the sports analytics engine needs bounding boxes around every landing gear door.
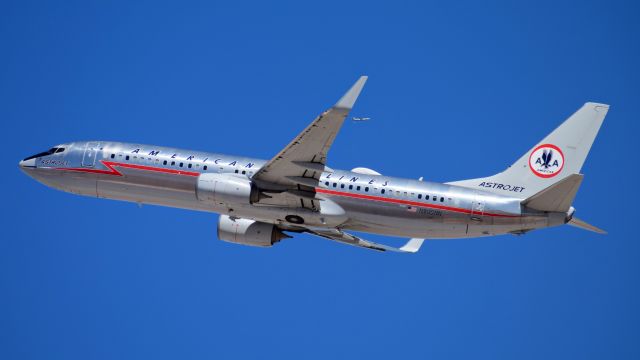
[82,142,100,167]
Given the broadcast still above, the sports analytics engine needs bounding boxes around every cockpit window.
[22,147,65,161]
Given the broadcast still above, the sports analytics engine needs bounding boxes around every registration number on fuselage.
[40,159,69,167]
[418,208,443,216]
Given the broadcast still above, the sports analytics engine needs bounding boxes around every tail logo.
[529,144,564,178]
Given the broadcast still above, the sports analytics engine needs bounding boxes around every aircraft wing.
[251,77,367,209]
[304,228,425,253]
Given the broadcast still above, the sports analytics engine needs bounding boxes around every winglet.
[334,76,368,110]
[399,238,425,253]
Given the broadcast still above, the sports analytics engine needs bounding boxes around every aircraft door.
[82,142,100,167]
[471,193,485,219]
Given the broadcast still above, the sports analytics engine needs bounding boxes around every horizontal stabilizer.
[351,167,382,176]
[568,217,607,234]
[522,174,583,212]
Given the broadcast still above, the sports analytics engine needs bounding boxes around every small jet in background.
[352,117,370,122]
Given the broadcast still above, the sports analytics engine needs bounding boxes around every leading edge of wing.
[250,76,369,192]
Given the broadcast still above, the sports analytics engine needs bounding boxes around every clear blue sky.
[1,1,639,359]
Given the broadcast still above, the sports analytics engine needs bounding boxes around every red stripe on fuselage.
[315,188,518,218]
[54,161,517,218]
[56,160,200,177]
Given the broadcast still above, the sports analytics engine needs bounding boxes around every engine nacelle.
[217,215,289,247]
[196,173,260,206]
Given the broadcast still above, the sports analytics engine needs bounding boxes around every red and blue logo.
[529,144,564,178]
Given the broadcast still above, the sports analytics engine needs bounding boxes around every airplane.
[19,76,608,253]
[352,117,371,121]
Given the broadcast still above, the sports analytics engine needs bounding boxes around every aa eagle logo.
[529,144,564,178]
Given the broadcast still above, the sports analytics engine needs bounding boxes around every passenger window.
[325,181,329,186]
[425,195,429,200]
[341,184,345,189]
[163,160,167,165]
[365,187,369,192]
[242,170,246,174]
[110,154,115,159]
[440,197,444,202]
[171,161,175,166]
[203,166,208,170]
[418,194,422,199]
[235,169,239,173]
[126,155,130,160]
[349,185,353,190]
[356,186,361,191]
[179,163,183,167]
[188,163,192,168]
[333,183,337,187]
[381,189,385,194]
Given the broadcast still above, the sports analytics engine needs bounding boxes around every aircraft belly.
[92,170,345,226]
[95,168,209,211]
[22,168,98,197]
[330,194,470,239]
[97,179,208,210]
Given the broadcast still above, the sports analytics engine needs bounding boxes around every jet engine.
[217,215,289,247]
[196,173,260,206]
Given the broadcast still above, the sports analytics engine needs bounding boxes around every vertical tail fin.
[448,102,608,199]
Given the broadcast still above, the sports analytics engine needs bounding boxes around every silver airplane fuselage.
[19,141,565,240]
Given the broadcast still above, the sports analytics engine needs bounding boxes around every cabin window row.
[324,180,445,202]
[109,153,255,175]
[325,182,370,192]
[385,190,444,202]
[111,153,209,171]
[417,194,445,202]
[107,154,444,203]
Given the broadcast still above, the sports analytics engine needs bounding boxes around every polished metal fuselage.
[20,141,568,239]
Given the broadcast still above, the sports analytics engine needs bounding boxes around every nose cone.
[19,158,36,168]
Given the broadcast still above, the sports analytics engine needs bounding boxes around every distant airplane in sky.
[19,77,608,252]
[352,117,370,121]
